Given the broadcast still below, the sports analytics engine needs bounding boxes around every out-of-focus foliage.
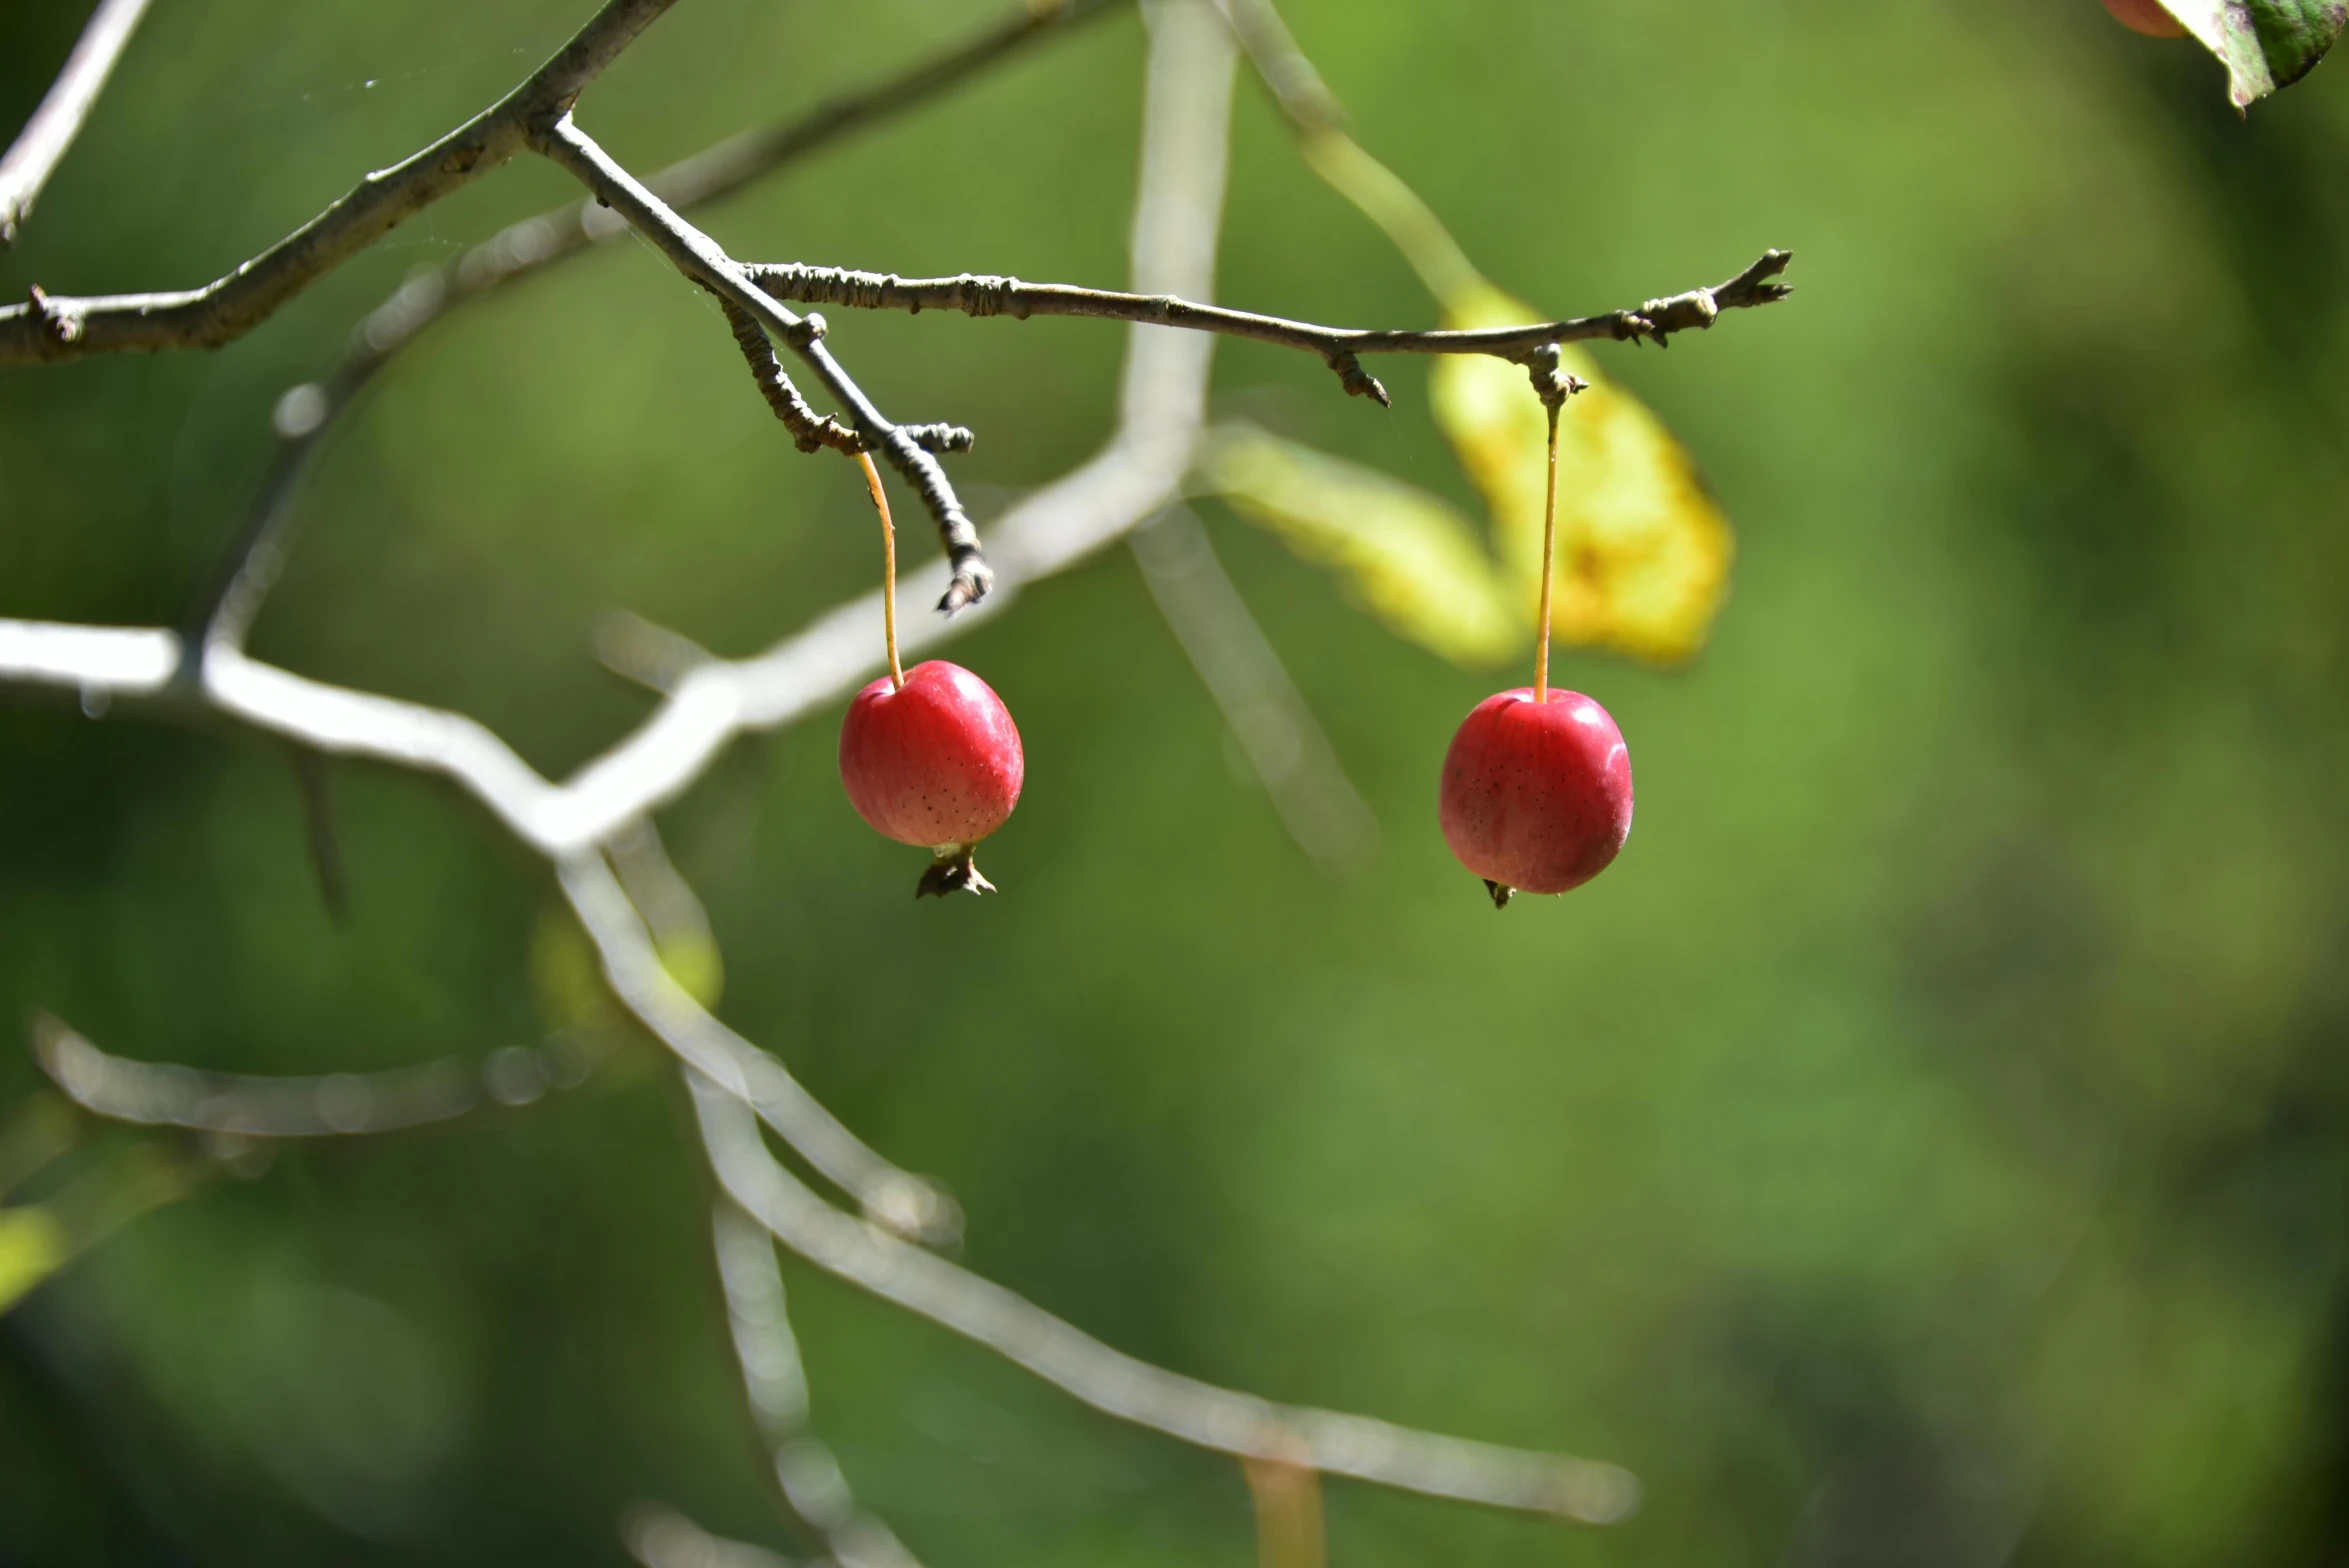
[0,1209,67,1316]
[5,2,2349,1566]
[1199,426,1521,666]
[1430,284,1733,666]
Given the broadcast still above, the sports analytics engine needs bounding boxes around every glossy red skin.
[839,661,1023,848]
[1438,688,1633,895]
[2100,0,2186,37]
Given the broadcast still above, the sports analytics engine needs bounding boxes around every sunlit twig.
[752,252,1793,406]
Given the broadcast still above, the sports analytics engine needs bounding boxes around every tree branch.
[713,1202,928,1567]
[720,299,972,458]
[191,0,1104,655]
[561,837,963,1247]
[621,1503,801,1568]
[0,0,680,364]
[681,1061,1638,1524]
[533,114,993,612]
[750,249,1794,406]
[0,0,154,246]
[31,1012,608,1139]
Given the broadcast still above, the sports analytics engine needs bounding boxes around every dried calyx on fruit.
[1437,380,1635,907]
[837,454,1024,896]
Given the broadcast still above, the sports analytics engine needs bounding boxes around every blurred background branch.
[681,1057,1638,1523]
[1131,508,1378,876]
[0,0,151,246]
[31,1013,610,1142]
[713,1201,927,1568]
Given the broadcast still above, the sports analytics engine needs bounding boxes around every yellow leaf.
[1431,283,1734,665]
[1199,426,1521,668]
[0,1206,68,1314]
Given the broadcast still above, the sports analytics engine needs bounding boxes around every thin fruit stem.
[1533,398,1561,704]
[857,451,905,692]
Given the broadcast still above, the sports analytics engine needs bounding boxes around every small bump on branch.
[22,285,82,354]
[899,422,976,455]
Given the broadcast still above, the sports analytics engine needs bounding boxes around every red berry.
[1438,688,1633,907]
[2099,0,2186,37]
[840,660,1024,897]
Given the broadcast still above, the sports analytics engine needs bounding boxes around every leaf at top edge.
[2160,0,2344,106]
[1430,284,1735,668]
[1195,426,1523,669]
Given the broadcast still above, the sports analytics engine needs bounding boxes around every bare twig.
[0,0,153,246]
[195,0,1111,652]
[534,116,993,613]
[720,300,972,458]
[721,299,866,455]
[750,250,1794,406]
[31,1012,609,1139]
[715,1202,927,1568]
[0,0,679,364]
[683,1063,1638,1523]
[1130,508,1378,876]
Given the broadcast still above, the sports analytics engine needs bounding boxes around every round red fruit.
[1438,688,1632,907]
[2099,0,2185,37]
[840,661,1023,896]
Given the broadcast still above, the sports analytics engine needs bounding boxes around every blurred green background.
[5,0,2349,1563]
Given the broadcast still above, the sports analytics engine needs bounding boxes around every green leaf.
[1197,426,1522,668]
[2162,0,2344,106]
[0,1206,69,1314]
